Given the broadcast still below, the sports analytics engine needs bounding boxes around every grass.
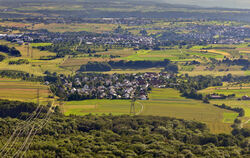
[138,88,237,134]
[223,113,239,123]
[199,85,250,98]
[122,49,225,62]
[0,78,52,104]
[30,43,52,47]
[199,84,250,128]
[61,48,135,67]
[199,49,231,57]
[64,99,141,116]
[103,68,162,74]
[63,88,236,134]
[32,23,117,33]
[0,40,73,76]
[180,70,247,76]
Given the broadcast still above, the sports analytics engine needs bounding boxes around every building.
[242,96,250,100]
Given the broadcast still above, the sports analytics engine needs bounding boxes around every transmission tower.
[130,97,136,115]
[37,88,40,106]
[27,43,30,57]
[31,45,33,59]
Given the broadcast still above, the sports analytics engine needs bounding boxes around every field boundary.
[136,101,144,115]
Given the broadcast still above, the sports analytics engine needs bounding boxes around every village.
[1,19,250,49]
[52,72,173,101]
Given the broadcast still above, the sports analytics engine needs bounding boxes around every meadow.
[139,88,236,134]
[64,99,142,116]
[32,23,117,33]
[199,84,250,128]
[122,49,225,61]
[0,40,73,76]
[63,88,237,134]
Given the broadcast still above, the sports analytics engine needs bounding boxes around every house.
[139,95,147,100]
[209,95,226,99]
[242,96,250,100]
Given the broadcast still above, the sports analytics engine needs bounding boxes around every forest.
[0,100,249,157]
[0,45,21,57]
[79,60,174,72]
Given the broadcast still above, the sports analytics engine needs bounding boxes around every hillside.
[0,101,249,157]
[0,0,249,21]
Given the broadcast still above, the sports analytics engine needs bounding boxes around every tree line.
[0,106,249,157]
[8,59,29,65]
[0,45,21,57]
[0,70,43,82]
[0,99,48,118]
[79,60,178,73]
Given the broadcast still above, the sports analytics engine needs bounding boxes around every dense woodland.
[0,45,21,57]
[0,70,43,82]
[79,60,176,72]
[0,100,249,157]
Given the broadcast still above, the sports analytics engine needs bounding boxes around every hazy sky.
[163,0,250,9]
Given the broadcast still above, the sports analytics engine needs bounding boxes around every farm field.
[139,88,237,134]
[0,78,52,104]
[0,40,73,76]
[64,99,142,116]
[32,23,117,33]
[63,88,237,134]
[61,48,135,67]
[122,49,225,61]
[180,70,247,76]
[199,84,250,127]
[199,84,250,98]
[103,68,162,74]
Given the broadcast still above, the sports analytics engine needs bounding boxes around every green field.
[199,87,250,98]
[63,88,237,134]
[30,43,52,47]
[122,49,224,61]
[64,99,142,116]
[139,88,236,134]
[0,40,73,76]
[199,84,250,128]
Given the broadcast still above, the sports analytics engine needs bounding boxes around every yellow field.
[103,68,162,74]
[180,70,247,76]
[32,23,117,33]
[200,49,231,57]
[0,40,73,76]
[0,78,52,104]
[139,88,236,134]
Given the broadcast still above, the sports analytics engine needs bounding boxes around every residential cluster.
[54,72,172,100]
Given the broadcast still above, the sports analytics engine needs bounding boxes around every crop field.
[32,23,117,33]
[103,68,162,74]
[123,49,225,61]
[64,99,142,116]
[95,48,136,57]
[0,40,73,76]
[30,43,52,47]
[0,56,72,76]
[199,84,250,128]
[0,40,55,59]
[138,88,236,134]
[180,70,247,76]
[0,78,51,103]
[63,88,236,134]
[61,49,135,67]
[61,57,119,67]
[199,85,250,98]
[199,49,231,57]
